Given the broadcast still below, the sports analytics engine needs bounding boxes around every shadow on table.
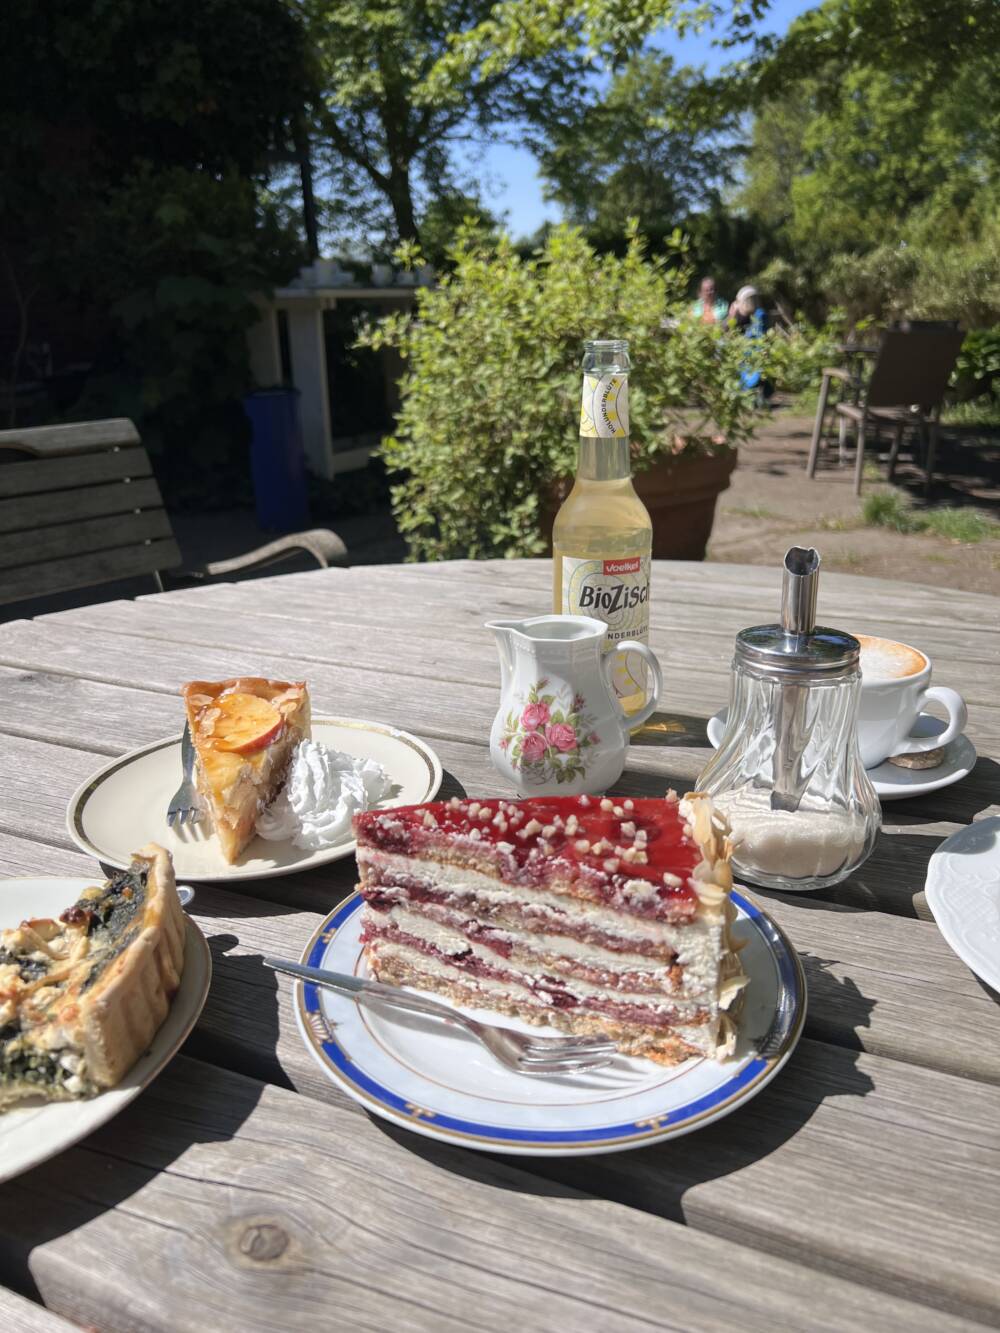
[629,711,711,749]
[183,934,290,1090]
[886,755,1000,824]
[744,756,1000,919]
[0,933,278,1303]
[437,767,469,802]
[373,964,875,1225]
[752,830,947,919]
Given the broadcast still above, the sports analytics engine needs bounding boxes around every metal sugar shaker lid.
[734,547,860,679]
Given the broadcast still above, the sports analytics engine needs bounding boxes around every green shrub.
[862,491,923,533]
[942,395,1000,427]
[922,508,999,544]
[952,329,1000,401]
[360,224,789,561]
[863,491,999,543]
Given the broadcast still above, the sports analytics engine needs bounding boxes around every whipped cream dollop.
[256,739,391,850]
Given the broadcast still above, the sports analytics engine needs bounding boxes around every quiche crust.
[0,843,186,1110]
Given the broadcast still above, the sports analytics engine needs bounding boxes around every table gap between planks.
[0,559,999,1332]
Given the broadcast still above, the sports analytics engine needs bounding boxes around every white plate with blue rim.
[706,708,976,802]
[0,876,211,1183]
[925,816,1000,996]
[292,888,806,1156]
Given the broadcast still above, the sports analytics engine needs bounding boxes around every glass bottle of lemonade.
[553,338,653,716]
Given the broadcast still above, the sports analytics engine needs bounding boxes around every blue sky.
[466,0,817,237]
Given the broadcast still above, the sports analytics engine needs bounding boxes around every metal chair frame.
[807,328,964,496]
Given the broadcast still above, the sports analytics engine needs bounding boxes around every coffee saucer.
[705,709,977,802]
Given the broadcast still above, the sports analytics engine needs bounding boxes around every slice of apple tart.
[182,678,311,863]
[0,844,186,1111]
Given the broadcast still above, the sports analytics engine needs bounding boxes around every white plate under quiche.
[0,874,210,1184]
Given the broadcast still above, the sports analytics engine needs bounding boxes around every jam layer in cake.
[354,793,746,1065]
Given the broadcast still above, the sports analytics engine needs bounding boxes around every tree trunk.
[386,162,420,246]
[293,115,320,260]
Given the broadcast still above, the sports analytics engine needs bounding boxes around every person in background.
[729,285,772,404]
[729,284,766,334]
[691,276,728,325]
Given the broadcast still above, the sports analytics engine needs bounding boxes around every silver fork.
[166,724,202,828]
[264,958,617,1077]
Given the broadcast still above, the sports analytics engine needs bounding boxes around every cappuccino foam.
[857,634,926,680]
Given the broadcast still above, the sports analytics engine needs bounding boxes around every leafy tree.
[787,65,998,261]
[734,0,1000,323]
[417,193,501,268]
[535,52,739,245]
[0,0,307,475]
[303,0,586,249]
[735,89,811,234]
[422,0,734,96]
[749,0,1000,102]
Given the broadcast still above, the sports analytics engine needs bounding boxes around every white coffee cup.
[856,633,967,769]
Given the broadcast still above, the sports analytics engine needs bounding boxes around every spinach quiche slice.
[0,844,186,1110]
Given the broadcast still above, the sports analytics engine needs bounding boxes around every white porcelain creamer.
[486,615,663,796]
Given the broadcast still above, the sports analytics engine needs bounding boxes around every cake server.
[265,957,617,1077]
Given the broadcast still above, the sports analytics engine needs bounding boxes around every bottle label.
[561,555,650,699]
[579,373,628,438]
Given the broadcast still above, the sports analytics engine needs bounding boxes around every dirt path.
[708,413,1000,596]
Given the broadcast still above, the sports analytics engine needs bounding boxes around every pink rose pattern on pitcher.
[499,678,599,785]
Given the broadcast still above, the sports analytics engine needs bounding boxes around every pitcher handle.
[603,641,663,731]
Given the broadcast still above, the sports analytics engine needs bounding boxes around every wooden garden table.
[0,559,999,1332]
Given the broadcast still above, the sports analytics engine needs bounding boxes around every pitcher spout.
[486,619,520,690]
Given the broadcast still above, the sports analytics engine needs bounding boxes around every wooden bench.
[0,418,347,606]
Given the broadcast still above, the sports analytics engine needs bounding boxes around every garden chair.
[806,327,964,496]
[0,417,348,607]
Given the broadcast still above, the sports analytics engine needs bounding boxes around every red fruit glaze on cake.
[353,793,701,917]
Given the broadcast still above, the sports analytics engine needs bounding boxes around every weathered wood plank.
[9,886,1000,1325]
[5,1056,981,1333]
[0,1289,76,1331]
[0,476,165,534]
[0,664,186,754]
[528,1037,1000,1324]
[0,538,181,605]
[2,618,998,778]
[0,664,995,927]
[40,590,1000,700]
[0,417,140,457]
[0,445,153,498]
[152,557,1000,639]
[0,617,503,740]
[0,509,173,571]
[1,558,998,1324]
[3,850,1000,1318]
[4,826,998,1089]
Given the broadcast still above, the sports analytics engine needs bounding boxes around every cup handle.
[603,641,663,731]
[895,685,968,756]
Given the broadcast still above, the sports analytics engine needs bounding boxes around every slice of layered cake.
[354,793,747,1065]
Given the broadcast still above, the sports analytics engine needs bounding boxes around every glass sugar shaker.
[697,547,880,892]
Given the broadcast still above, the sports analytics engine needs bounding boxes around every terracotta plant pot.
[543,448,737,561]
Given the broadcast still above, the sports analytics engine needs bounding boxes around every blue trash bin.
[243,388,309,531]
